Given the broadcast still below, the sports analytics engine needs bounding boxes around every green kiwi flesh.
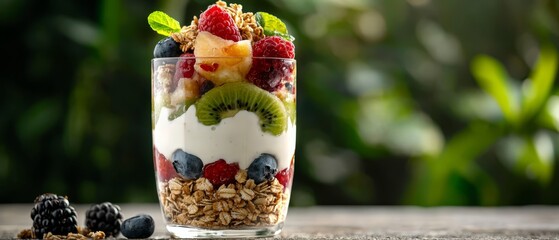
[195,82,287,135]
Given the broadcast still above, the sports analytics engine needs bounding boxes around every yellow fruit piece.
[194,31,252,86]
[171,77,200,106]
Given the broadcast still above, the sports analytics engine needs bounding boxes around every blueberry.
[153,37,182,58]
[199,80,215,95]
[285,82,293,92]
[247,153,278,184]
[172,149,203,179]
[120,214,155,239]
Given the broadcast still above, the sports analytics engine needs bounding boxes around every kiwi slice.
[195,82,287,135]
[284,99,296,125]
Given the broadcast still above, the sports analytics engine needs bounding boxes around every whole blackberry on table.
[85,202,123,237]
[30,193,78,238]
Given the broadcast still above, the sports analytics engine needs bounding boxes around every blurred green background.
[1,0,559,206]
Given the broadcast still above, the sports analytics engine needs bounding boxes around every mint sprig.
[148,11,181,36]
[255,12,295,41]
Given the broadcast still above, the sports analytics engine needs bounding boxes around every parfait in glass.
[149,1,296,238]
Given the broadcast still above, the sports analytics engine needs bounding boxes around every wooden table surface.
[1,204,559,239]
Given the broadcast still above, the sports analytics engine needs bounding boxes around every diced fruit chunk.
[194,31,252,86]
[203,159,240,186]
[247,153,278,184]
[170,77,200,106]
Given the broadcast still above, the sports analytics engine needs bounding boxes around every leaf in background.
[521,45,558,121]
[256,12,295,41]
[408,122,503,206]
[536,93,559,131]
[471,55,518,125]
[148,11,181,36]
[517,133,554,185]
[16,99,61,145]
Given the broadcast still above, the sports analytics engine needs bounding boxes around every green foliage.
[148,11,181,36]
[408,45,558,205]
[471,56,518,126]
[255,12,294,41]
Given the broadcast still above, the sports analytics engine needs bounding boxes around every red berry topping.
[275,167,293,189]
[203,159,240,186]
[200,63,219,72]
[154,148,177,182]
[252,36,295,59]
[276,156,294,189]
[247,37,295,92]
[175,53,196,78]
[198,5,241,42]
[172,53,196,90]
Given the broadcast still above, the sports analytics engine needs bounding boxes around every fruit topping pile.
[149,0,296,133]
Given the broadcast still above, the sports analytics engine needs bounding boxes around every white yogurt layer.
[153,106,296,170]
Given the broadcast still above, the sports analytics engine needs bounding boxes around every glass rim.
[151,56,296,62]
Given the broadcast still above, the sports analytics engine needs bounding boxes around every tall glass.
[151,56,296,238]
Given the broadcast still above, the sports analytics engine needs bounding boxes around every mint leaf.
[256,12,295,41]
[148,11,181,36]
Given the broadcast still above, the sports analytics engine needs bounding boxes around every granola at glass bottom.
[159,170,289,228]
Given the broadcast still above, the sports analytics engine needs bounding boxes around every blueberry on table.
[121,214,155,239]
[172,149,203,179]
[153,36,182,58]
[248,153,278,183]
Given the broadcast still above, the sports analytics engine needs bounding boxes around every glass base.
[166,223,283,238]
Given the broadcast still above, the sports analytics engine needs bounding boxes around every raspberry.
[154,147,176,181]
[172,53,195,91]
[247,37,295,92]
[198,5,241,42]
[175,53,196,78]
[252,36,295,59]
[203,159,240,186]
[275,167,293,189]
[276,156,294,189]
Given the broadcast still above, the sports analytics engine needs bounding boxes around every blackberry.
[30,193,78,239]
[85,202,123,237]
